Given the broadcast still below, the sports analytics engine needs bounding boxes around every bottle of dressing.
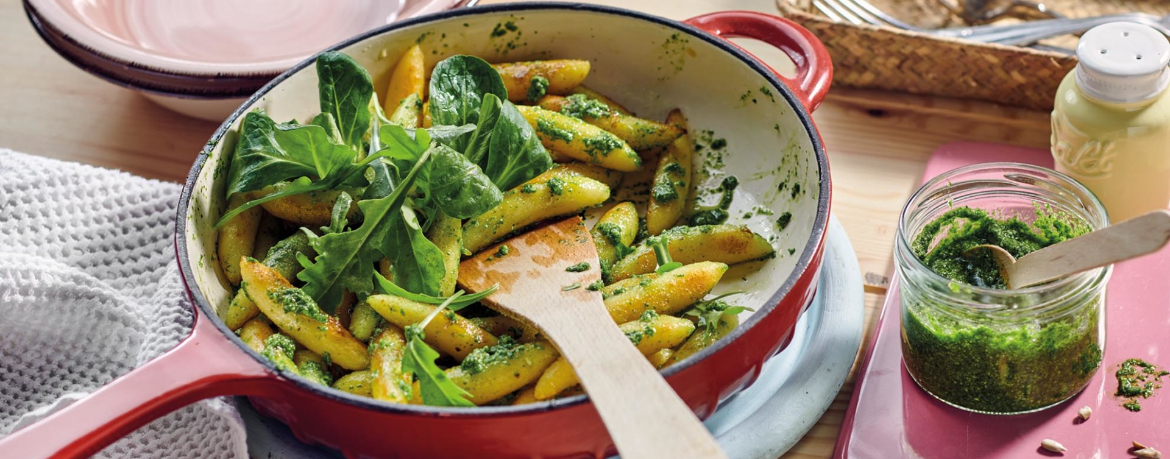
[1051,22,1170,223]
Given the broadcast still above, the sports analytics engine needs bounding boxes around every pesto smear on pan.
[902,206,1103,413]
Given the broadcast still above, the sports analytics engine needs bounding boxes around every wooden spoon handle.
[1013,210,1170,288]
[546,310,727,459]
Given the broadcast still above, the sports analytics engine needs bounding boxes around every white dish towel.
[0,149,247,458]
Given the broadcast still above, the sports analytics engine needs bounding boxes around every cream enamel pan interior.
[186,8,826,327]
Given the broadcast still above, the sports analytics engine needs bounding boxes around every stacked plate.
[24,0,474,120]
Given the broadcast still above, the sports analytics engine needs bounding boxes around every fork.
[812,0,1170,47]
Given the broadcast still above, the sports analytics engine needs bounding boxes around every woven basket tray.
[778,0,1170,111]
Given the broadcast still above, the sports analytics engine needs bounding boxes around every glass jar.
[895,162,1111,415]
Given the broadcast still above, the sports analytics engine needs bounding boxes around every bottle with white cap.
[1051,22,1170,223]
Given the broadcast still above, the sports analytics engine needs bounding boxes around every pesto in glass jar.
[896,163,1110,414]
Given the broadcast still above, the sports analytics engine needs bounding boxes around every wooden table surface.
[0,0,1054,457]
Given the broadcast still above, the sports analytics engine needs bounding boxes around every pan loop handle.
[0,314,273,459]
[685,11,833,111]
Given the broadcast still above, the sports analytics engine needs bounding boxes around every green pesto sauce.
[586,279,605,291]
[546,177,566,196]
[624,311,659,345]
[689,176,738,225]
[526,75,549,102]
[460,336,523,375]
[536,118,574,143]
[520,184,538,194]
[298,361,334,386]
[913,206,1088,289]
[561,93,611,119]
[775,212,792,231]
[270,287,328,322]
[265,334,296,358]
[651,174,679,203]
[490,21,517,37]
[596,222,623,246]
[903,206,1100,413]
[582,132,622,157]
[565,262,590,272]
[486,244,511,262]
[1114,358,1169,411]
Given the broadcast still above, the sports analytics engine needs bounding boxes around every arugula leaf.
[402,292,475,407]
[422,144,503,219]
[385,205,447,297]
[296,144,432,311]
[683,292,752,334]
[363,158,396,200]
[402,333,475,406]
[401,293,474,407]
[317,51,373,150]
[485,100,552,190]
[219,176,335,226]
[428,55,508,144]
[324,192,352,234]
[378,123,432,165]
[374,272,497,312]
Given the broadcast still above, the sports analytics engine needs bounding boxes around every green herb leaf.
[296,144,432,311]
[463,94,502,165]
[224,112,358,197]
[310,112,343,144]
[317,52,373,149]
[373,272,496,312]
[401,292,476,407]
[683,292,751,333]
[649,236,681,274]
[485,100,552,190]
[385,205,447,296]
[429,55,508,138]
[324,192,352,234]
[422,144,503,219]
[219,176,335,226]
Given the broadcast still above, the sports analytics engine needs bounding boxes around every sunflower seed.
[1135,447,1162,459]
[1041,439,1067,453]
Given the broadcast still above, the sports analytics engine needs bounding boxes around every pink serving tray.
[834,141,1170,458]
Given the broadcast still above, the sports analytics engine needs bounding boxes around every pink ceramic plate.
[23,0,474,120]
[27,0,471,75]
[834,141,1169,458]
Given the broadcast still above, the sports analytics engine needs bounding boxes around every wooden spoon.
[457,216,727,459]
[966,210,1170,289]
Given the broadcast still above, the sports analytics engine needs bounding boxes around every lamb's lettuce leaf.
[428,55,508,133]
[422,144,503,219]
[317,52,373,150]
[485,101,552,190]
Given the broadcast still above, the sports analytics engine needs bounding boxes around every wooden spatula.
[458,216,727,459]
[966,210,1170,289]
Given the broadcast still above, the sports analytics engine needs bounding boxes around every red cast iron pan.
[0,4,833,458]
